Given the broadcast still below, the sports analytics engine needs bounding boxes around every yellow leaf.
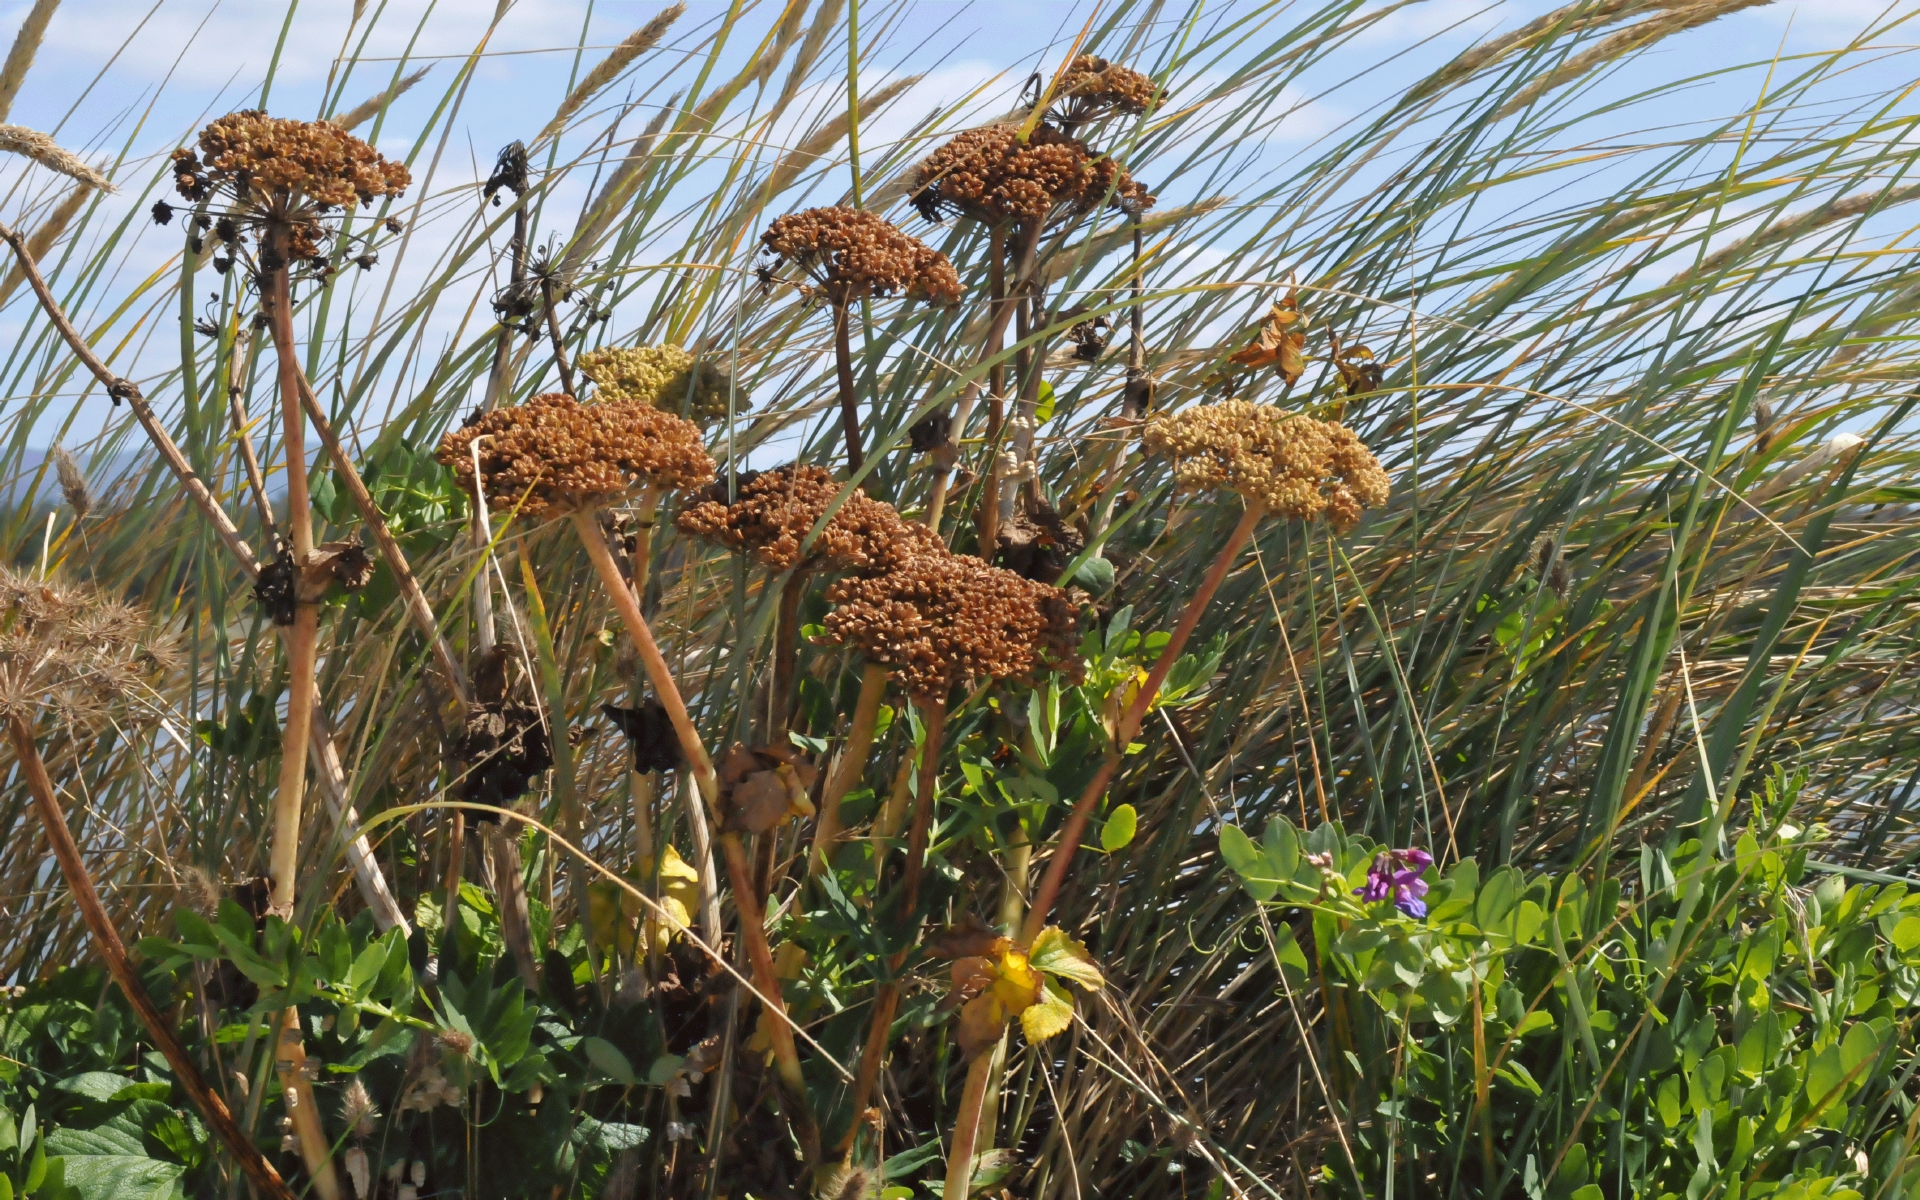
[958,992,1010,1061]
[1020,978,1075,1044]
[991,947,1040,1014]
[1029,927,1105,990]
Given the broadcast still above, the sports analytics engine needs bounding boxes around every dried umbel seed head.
[0,569,177,724]
[1051,55,1163,124]
[170,111,409,272]
[577,344,736,425]
[1141,401,1390,530]
[911,123,1154,227]
[454,700,554,811]
[173,111,410,211]
[675,464,938,575]
[435,393,716,518]
[823,549,1082,700]
[760,207,962,305]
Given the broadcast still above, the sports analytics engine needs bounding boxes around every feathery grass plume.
[1667,180,1920,293]
[0,182,87,304]
[561,94,679,275]
[739,0,810,94]
[536,3,685,143]
[1406,0,1661,104]
[774,0,842,112]
[0,0,58,122]
[1494,0,1773,119]
[48,445,90,520]
[759,74,921,201]
[0,124,112,191]
[335,65,432,131]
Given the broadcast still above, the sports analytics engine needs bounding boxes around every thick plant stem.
[808,662,887,879]
[9,718,301,1200]
[270,606,319,918]
[840,697,948,1146]
[771,571,806,737]
[541,278,576,396]
[832,299,864,473]
[274,1009,342,1200]
[577,511,817,1149]
[944,1052,998,1200]
[1022,502,1264,945]
[977,228,1010,548]
[486,822,542,994]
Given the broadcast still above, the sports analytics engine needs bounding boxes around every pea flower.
[1356,848,1433,918]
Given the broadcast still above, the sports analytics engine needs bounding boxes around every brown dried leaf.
[1228,288,1307,386]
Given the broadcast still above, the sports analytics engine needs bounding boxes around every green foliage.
[1222,795,1920,1197]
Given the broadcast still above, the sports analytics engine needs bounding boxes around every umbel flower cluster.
[1141,401,1391,529]
[435,393,716,518]
[911,123,1154,227]
[0,569,175,723]
[676,464,940,575]
[760,206,962,304]
[577,345,733,425]
[823,547,1082,701]
[169,112,410,267]
[1052,55,1163,125]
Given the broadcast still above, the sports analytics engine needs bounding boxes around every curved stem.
[9,716,300,1200]
[808,662,887,879]
[1022,501,1264,945]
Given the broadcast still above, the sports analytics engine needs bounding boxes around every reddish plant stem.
[9,716,299,1200]
[1021,502,1264,945]
[808,662,887,880]
[771,571,806,738]
[944,1051,998,1200]
[832,297,864,473]
[928,226,1037,535]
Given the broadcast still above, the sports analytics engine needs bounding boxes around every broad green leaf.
[1029,928,1104,990]
[58,1154,184,1200]
[1101,804,1137,852]
[1476,866,1522,930]
[1262,819,1300,881]
[581,1037,636,1087]
[1219,825,1279,901]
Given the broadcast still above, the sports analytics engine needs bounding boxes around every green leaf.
[1476,866,1522,930]
[1219,826,1279,901]
[1034,380,1056,424]
[646,1054,685,1087]
[55,1155,182,1200]
[581,1037,636,1087]
[1101,804,1137,852]
[1891,915,1920,953]
[1019,978,1074,1043]
[1029,928,1104,990]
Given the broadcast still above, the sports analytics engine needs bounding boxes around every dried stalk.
[928,226,1037,533]
[485,822,542,994]
[297,377,471,707]
[807,661,887,878]
[0,220,408,933]
[273,1010,342,1200]
[10,716,301,1200]
[573,510,817,1157]
[1022,501,1264,943]
[831,297,863,472]
[944,1052,998,1200]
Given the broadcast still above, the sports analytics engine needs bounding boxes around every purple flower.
[1355,848,1433,918]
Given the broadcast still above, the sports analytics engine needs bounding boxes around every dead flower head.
[435,392,716,519]
[1141,401,1390,530]
[822,549,1082,701]
[1049,55,1163,128]
[0,569,176,725]
[171,111,410,271]
[911,123,1154,227]
[675,463,940,575]
[760,206,962,306]
[577,344,735,424]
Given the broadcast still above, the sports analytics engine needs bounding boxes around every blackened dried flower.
[603,699,682,773]
[150,200,174,226]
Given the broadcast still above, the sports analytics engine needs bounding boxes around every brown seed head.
[173,110,410,211]
[577,345,735,424]
[0,569,176,724]
[676,464,938,575]
[1140,401,1390,530]
[435,393,716,518]
[911,123,1153,227]
[823,549,1081,701]
[1053,55,1163,123]
[760,206,962,304]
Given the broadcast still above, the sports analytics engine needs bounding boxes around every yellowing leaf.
[1228,289,1308,386]
[1029,927,1105,990]
[958,991,1010,1060]
[1020,977,1075,1043]
[991,948,1040,1013]
[1101,803,1138,852]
